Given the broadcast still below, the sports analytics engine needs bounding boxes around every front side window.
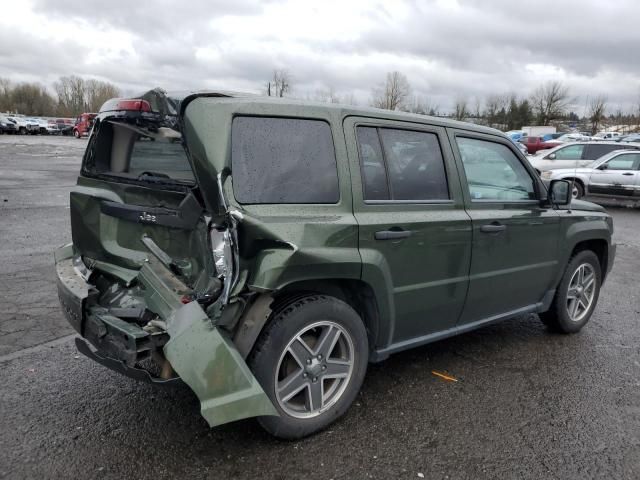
[232,117,339,204]
[552,144,585,160]
[356,126,449,201]
[605,154,640,170]
[457,137,536,201]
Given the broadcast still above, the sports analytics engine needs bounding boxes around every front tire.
[539,250,601,333]
[249,295,368,439]
[572,181,584,199]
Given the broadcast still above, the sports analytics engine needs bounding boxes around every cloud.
[1,0,639,113]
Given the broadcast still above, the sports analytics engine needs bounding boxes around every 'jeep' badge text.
[139,212,157,223]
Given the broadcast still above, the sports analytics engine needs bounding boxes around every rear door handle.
[375,229,412,240]
[480,223,506,234]
[622,172,634,176]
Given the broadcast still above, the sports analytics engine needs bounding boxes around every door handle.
[480,223,506,234]
[622,172,634,176]
[375,229,412,240]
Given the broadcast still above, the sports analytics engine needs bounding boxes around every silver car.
[540,150,640,200]
[529,141,640,173]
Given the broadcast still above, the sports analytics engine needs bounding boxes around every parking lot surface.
[1,136,638,479]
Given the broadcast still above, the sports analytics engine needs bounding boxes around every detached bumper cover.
[54,243,277,427]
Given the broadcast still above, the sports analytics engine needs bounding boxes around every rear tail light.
[114,99,152,112]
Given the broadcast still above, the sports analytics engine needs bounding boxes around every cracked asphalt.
[1,135,639,479]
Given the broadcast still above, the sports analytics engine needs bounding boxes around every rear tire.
[539,250,601,333]
[73,129,80,138]
[249,294,368,439]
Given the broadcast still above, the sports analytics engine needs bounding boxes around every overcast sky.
[1,0,639,114]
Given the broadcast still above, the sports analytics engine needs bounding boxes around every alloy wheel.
[274,321,354,419]
[566,263,596,322]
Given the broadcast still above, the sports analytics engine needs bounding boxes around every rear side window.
[584,144,621,160]
[232,117,339,204]
[356,126,449,201]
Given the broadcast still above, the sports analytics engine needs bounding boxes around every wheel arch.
[570,238,609,278]
[233,278,385,361]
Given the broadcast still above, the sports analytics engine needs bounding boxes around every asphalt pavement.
[0,135,638,479]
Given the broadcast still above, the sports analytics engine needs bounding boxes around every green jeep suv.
[55,90,615,439]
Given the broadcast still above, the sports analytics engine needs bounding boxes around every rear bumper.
[54,243,277,426]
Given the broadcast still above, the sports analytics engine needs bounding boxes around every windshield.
[83,120,194,185]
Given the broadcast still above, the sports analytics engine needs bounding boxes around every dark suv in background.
[55,90,616,439]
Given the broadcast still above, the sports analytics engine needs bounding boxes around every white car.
[528,141,640,172]
[593,132,621,140]
[6,116,39,135]
[555,133,592,142]
[30,118,58,135]
[540,149,640,200]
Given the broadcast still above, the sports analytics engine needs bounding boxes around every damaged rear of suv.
[55,90,281,429]
[56,89,615,439]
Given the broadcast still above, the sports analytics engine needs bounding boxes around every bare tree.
[484,94,509,128]
[54,75,86,116]
[266,69,292,97]
[10,83,56,116]
[472,96,482,120]
[453,97,469,121]
[340,92,358,107]
[0,77,11,112]
[530,81,570,125]
[588,95,607,135]
[406,95,438,116]
[371,71,411,111]
[313,86,341,104]
[85,79,120,112]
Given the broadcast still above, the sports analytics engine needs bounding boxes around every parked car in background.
[55,118,74,136]
[7,116,39,135]
[505,130,527,141]
[514,139,528,155]
[28,118,58,135]
[518,135,562,154]
[528,141,640,172]
[0,115,18,134]
[593,132,621,140]
[73,113,97,138]
[541,133,563,141]
[555,133,592,142]
[616,133,640,143]
[540,150,640,200]
[55,89,616,439]
[522,126,556,137]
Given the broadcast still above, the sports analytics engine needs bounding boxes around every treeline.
[0,76,120,117]
[268,69,639,134]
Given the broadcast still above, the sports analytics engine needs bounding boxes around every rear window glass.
[128,137,193,179]
[86,121,194,182]
[232,116,339,204]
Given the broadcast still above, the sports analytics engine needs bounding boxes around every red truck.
[73,113,97,138]
[518,135,562,154]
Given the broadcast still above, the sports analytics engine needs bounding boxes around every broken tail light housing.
[115,99,152,112]
[99,98,153,114]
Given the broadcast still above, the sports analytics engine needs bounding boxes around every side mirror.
[549,179,571,206]
[547,153,556,160]
[598,163,608,170]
